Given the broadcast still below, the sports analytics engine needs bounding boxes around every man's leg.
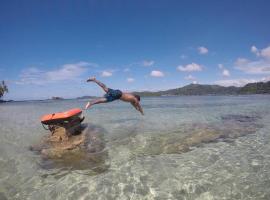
[85,98,107,109]
[87,77,109,93]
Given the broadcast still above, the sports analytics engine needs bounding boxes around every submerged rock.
[122,114,263,156]
[30,123,109,172]
[221,114,261,123]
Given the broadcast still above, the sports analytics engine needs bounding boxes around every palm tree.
[0,81,8,99]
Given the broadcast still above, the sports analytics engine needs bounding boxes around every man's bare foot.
[85,102,92,109]
[86,77,96,82]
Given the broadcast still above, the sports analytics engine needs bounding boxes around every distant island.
[0,99,13,103]
[76,95,97,99]
[51,96,64,100]
[134,81,270,96]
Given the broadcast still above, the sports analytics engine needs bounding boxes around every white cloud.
[127,78,135,83]
[150,70,164,77]
[235,57,270,74]
[232,45,270,76]
[197,46,208,55]
[216,45,270,87]
[180,54,187,59]
[143,60,155,67]
[185,75,196,80]
[235,58,249,66]
[16,62,90,85]
[222,69,230,77]
[215,79,257,87]
[261,76,270,82]
[46,62,89,81]
[192,80,198,84]
[122,60,154,70]
[177,63,203,72]
[250,45,270,59]
[17,68,45,85]
[218,64,230,77]
[261,46,270,59]
[251,45,260,56]
[215,76,270,87]
[101,70,113,77]
[218,64,224,69]
[251,45,258,53]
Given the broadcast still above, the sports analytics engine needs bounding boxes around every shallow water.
[1,95,270,199]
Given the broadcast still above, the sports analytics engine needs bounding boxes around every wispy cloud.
[101,70,113,77]
[218,64,224,69]
[16,61,91,85]
[121,60,155,71]
[261,76,270,82]
[251,45,270,58]
[177,63,203,72]
[251,45,260,56]
[142,60,155,67]
[17,68,45,85]
[185,74,198,84]
[123,68,130,72]
[261,46,270,58]
[197,46,208,55]
[185,75,196,80]
[215,79,257,87]
[237,45,270,74]
[180,54,187,59]
[46,62,89,81]
[127,77,135,83]
[218,64,230,77]
[235,57,270,74]
[150,70,164,77]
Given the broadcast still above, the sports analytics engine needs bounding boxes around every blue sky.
[1,0,270,100]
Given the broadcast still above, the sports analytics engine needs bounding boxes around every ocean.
[1,95,270,200]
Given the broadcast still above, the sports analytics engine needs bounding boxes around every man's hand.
[137,104,144,115]
[131,102,144,115]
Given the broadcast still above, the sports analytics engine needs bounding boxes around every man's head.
[133,94,141,101]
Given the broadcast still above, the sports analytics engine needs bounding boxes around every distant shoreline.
[2,94,270,103]
[0,100,14,103]
[2,81,269,102]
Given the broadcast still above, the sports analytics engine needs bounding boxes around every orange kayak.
[41,108,83,125]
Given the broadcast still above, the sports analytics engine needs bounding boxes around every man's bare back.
[85,77,144,115]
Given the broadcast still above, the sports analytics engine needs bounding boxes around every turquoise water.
[1,95,270,199]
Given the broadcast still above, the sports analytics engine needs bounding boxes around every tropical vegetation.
[0,81,8,99]
[134,81,270,96]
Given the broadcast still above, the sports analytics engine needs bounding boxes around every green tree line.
[134,81,270,96]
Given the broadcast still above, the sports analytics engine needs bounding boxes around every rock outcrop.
[30,123,109,172]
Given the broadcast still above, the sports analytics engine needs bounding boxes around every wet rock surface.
[30,123,109,172]
[121,114,264,156]
[221,114,262,123]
